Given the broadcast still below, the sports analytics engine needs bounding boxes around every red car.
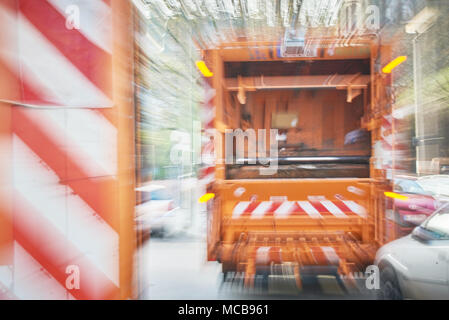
[390,178,438,236]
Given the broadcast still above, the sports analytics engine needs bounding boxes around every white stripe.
[342,200,367,218]
[320,200,347,218]
[25,109,115,178]
[382,134,393,146]
[251,201,272,219]
[13,242,75,300]
[13,136,119,287]
[45,109,117,176]
[0,8,54,105]
[255,247,271,265]
[298,201,322,218]
[274,201,295,218]
[18,14,112,107]
[232,201,250,218]
[204,86,216,103]
[0,7,20,73]
[321,246,340,265]
[47,0,112,54]
[0,266,13,291]
[381,125,390,134]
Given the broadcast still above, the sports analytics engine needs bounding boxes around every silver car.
[375,203,449,299]
[135,183,183,238]
[417,175,449,203]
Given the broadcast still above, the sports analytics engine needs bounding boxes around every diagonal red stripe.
[309,201,332,216]
[13,193,119,300]
[19,0,112,98]
[0,61,56,106]
[12,108,118,231]
[332,200,358,216]
[244,201,260,214]
[200,166,215,179]
[288,202,308,216]
[264,201,282,217]
[256,202,280,217]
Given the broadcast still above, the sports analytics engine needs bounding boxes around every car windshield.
[151,189,172,200]
[395,179,427,195]
[421,203,449,240]
[417,175,449,196]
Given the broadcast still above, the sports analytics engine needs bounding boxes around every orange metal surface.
[112,0,137,300]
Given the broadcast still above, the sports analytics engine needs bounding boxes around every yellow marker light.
[196,61,213,77]
[382,56,407,74]
[384,191,409,201]
[199,193,215,203]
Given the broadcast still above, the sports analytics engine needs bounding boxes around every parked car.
[375,202,449,299]
[135,183,185,238]
[391,178,437,235]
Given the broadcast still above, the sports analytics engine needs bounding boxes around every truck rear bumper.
[217,231,377,290]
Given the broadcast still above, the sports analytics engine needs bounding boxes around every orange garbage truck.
[202,38,395,290]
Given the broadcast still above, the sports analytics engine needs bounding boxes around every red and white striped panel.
[199,164,215,186]
[377,115,409,174]
[0,1,119,300]
[199,83,216,187]
[0,0,112,108]
[380,115,393,152]
[232,200,367,219]
[201,83,216,131]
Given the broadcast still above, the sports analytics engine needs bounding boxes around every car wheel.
[150,228,164,238]
[378,266,403,300]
